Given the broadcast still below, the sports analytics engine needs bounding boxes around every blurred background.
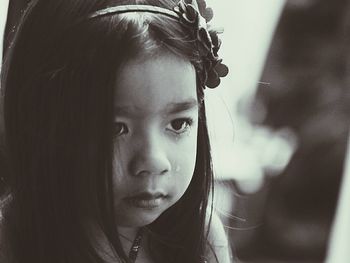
[1,0,350,262]
[205,0,350,262]
[245,0,349,261]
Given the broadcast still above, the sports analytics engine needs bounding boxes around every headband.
[88,0,229,89]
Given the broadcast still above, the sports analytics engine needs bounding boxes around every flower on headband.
[196,0,213,22]
[174,0,228,89]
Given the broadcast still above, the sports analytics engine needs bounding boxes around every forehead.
[114,53,197,114]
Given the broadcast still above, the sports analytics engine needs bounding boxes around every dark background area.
[229,0,350,262]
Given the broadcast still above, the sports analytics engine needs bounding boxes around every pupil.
[172,120,184,130]
[114,123,126,135]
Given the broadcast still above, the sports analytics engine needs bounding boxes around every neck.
[85,221,143,259]
[117,226,141,252]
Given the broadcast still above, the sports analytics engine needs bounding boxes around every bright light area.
[204,0,297,193]
[326,133,350,262]
[0,0,9,68]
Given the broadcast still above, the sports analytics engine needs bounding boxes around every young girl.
[0,0,230,262]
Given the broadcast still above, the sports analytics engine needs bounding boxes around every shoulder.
[205,211,233,263]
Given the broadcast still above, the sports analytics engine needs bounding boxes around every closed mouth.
[124,192,167,209]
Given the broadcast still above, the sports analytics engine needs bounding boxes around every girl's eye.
[167,118,193,134]
[113,122,129,137]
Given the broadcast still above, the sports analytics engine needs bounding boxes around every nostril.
[129,146,172,177]
[160,169,169,175]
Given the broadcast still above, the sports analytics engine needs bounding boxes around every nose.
[129,132,171,177]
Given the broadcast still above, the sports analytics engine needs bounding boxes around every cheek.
[111,143,130,190]
[171,131,198,188]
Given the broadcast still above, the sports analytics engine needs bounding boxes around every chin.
[116,208,165,227]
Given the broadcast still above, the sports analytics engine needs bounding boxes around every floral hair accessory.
[174,0,228,88]
[87,0,228,89]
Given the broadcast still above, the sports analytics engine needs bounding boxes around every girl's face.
[112,52,199,227]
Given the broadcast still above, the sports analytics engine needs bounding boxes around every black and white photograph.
[0,0,349,262]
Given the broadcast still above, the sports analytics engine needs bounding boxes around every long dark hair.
[1,0,214,262]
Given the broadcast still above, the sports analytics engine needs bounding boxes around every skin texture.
[88,52,232,262]
[112,52,199,230]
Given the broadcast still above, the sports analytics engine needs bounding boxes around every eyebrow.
[114,99,199,116]
[164,99,199,114]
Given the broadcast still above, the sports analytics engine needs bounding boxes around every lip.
[124,192,167,209]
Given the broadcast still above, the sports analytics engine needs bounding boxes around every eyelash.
[113,118,194,137]
[166,118,193,135]
[113,123,129,137]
